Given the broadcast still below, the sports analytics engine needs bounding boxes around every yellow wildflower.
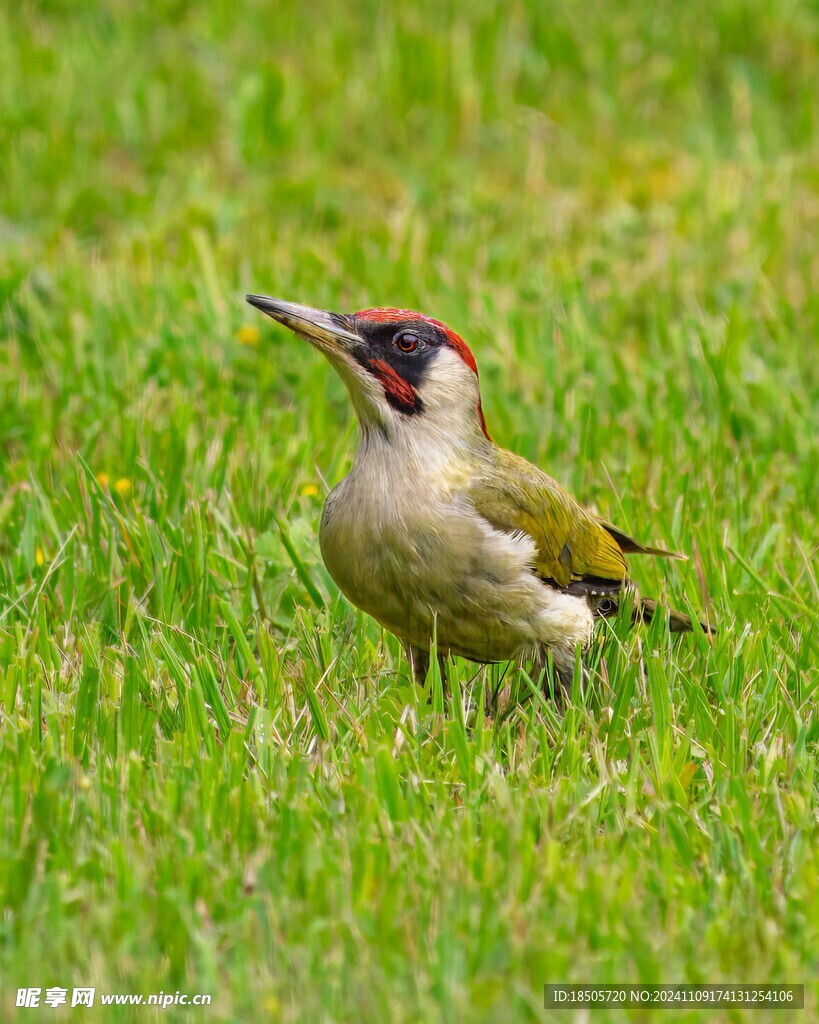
[35,547,44,566]
[236,325,260,347]
[114,478,131,495]
[301,484,319,498]
[97,472,109,488]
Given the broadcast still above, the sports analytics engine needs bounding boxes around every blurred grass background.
[1,1,818,1021]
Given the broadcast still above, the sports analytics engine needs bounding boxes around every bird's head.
[246,296,490,443]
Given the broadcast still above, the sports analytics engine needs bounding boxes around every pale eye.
[394,331,420,353]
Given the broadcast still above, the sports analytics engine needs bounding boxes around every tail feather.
[637,597,715,634]
[599,521,687,561]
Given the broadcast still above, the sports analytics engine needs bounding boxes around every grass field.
[2,1,818,1020]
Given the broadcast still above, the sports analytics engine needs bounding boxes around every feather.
[598,521,686,560]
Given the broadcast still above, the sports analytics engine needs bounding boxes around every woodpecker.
[246,295,712,691]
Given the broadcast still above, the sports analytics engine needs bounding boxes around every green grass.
[1,1,818,1020]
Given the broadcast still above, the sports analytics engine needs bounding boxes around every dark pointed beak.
[245,295,362,357]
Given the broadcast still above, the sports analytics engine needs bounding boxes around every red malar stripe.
[367,358,419,412]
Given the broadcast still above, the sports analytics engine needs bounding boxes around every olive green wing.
[468,449,629,588]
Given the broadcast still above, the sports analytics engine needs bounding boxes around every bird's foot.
[405,644,448,698]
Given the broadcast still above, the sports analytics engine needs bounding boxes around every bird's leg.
[404,644,448,699]
[405,644,430,686]
[537,646,587,706]
[435,652,448,690]
[549,649,575,706]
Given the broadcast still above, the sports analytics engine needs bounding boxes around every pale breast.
[318,471,593,662]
